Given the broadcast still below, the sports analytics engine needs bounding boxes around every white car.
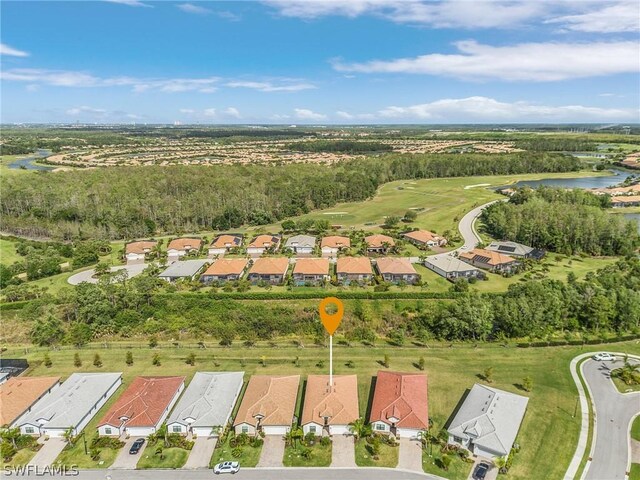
[213,461,240,475]
[592,353,615,362]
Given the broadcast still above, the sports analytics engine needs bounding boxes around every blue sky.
[1,0,639,124]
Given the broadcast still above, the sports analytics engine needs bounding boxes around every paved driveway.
[110,438,140,469]
[68,263,147,285]
[398,438,423,472]
[257,435,285,467]
[184,436,217,469]
[27,437,66,467]
[583,358,640,480]
[331,434,356,467]
[467,457,497,480]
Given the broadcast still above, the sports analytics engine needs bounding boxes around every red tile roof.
[203,258,249,276]
[376,257,417,275]
[301,375,359,427]
[459,248,516,266]
[321,236,351,249]
[98,376,184,428]
[365,234,395,248]
[0,377,60,427]
[369,371,428,430]
[248,257,289,275]
[248,235,280,248]
[211,234,243,248]
[336,257,372,275]
[403,230,444,244]
[126,241,157,255]
[293,258,330,275]
[167,238,202,251]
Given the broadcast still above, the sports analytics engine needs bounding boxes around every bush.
[320,436,331,447]
[231,447,243,458]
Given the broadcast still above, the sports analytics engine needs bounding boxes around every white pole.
[329,334,333,388]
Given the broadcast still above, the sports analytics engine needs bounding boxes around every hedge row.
[168,291,463,301]
[516,334,640,348]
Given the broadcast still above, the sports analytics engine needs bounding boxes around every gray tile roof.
[159,260,209,279]
[424,254,482,274]
[167,372,244,429]
[486,241,533,257]
[18,373,122,429]
[448,384,529,456]
[285,235,317,249]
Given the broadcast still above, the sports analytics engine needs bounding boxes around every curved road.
[455,200,502,252]
[67,264,147,285]
[566,353,640,480]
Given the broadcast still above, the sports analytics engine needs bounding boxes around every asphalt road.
[67,264,147,285]
[583,358,640,480]
[455,200,501,252]
[1,467,439,479]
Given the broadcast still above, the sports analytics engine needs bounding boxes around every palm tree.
[291,427,303,450]
[494,456,507,472]
[0,427,21,449]
[348,417,372,441]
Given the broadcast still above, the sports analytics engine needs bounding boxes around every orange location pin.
[319,297,344,335]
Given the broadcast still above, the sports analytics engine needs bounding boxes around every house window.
[375,423,386,431]
[241,426,249,434]
[172,426,182,433]
[309,425,316,433]
[25,427,35,434]
[453,436,463,443]
[105,427,112,435]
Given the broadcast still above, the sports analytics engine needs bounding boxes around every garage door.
[397,428,420,440]
[330,425,349,436]
[192,427,214,437]
[263,426,288,436]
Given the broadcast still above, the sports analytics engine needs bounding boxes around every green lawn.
[630,463,640,480]
[631,416,640,442]
[422,448,474,480]
[137,443,190,469]
[0,238,22,266]
[283,441,332,467]
[354,438,399,468]
[5,340,640,479]
[0,445,39,468]
[210,434,262,468]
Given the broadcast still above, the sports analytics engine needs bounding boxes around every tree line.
[1,152,580,240]
[481,187,639,255]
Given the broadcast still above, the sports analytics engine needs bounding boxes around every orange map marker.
[319,297,344,387]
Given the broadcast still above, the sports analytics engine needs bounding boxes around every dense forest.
[16,257,640,346]
[1,152,580,240]
[481,187,639,255]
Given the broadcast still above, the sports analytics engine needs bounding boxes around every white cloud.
[204,108,217,117]
[177,3,212,15]
[547,1,639,33]
[104,0,153,7]
[333,40,640,82]
[225,80,316,92]
[179,108,195,114]
[66,106,108,116]
[375,96,638,122]
[0,43,30,57]
[224,107,241,118]
[294,108,327,120]
[336,110,376,120]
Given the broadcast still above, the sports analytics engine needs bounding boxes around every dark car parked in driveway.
[129,438,145,455]
[473,461,490,480]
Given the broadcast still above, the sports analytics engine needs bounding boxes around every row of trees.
[1,152,580,240]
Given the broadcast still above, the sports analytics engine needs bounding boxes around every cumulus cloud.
[336,110,376,121]
[204,108,217,117]
[66,106,108,116]
[224,107,241,118]
[177,3,212,15]
[225,80,316,92]
[333,40,640,82]
[294,108,327,120]
[0,43,30,57]
[104,0,153,7]
[375,96,638,122]
[546,1,639,33]
[179,108,195,114]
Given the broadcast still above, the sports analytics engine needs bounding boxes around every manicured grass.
[575,358,595,480]
[630,463,640,480]
[136,443,190,469]
[354,438,399,468]
[422,447,473,480]
[210,435,262,468]
[0,445,39,468]
[0,238,22,266]
[5,340,640,479]
[283,441,332,467]
[631,416,640,442]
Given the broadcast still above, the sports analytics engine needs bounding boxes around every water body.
[8,149,55,171]
[514,169,633,190]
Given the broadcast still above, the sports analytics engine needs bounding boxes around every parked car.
[129,438,145,455]
[473,461,490,480]
[592,353,615,362]
[213,461,240,475]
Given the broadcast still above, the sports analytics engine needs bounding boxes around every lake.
[8,149,55,171]
[514,169,633,190]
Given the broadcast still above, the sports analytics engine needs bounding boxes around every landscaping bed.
[354,435,399,468]
[210,432,263,468]
[283,434,332,467]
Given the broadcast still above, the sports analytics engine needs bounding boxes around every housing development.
[1,1,640,480]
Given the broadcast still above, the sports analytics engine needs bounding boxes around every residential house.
[233,375,300,436]
[246,257,289,285]
[364,234,395,254]
[292,258,330,286]
[201,259,249,284]
[336,257,373,285]
[125,241,157,265]
[369,371,428,440]
[167,372,244,437]
[447,384,529,459]
[301,375,359,436]
[0,377,60,428]
[98,376,185,437]
[208,234,243,257]
[402,230,447,248]
[285,235,317,255]
[320,236,351,257]
[158,259,209,282]
[375,258,420,284]
[423,254,485,281]
[167,238,203,262]
[246,235,281,256]
[17,373,122,437]
[485,241,545,260]
[459,248,519,274]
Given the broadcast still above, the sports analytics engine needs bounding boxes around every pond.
[514,169,633,190]
[8,150,55,171]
